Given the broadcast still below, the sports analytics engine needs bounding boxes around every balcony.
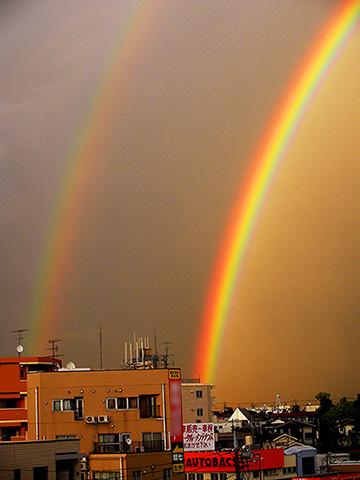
[93,442,131,454]
[141,439,164,452]
[93,440,164,454]
[0,408,27,422]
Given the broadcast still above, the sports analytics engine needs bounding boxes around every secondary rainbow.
[195,0,360,383]
[27,1,158,352]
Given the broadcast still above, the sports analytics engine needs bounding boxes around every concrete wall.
[0,439,79,480]
[182,384,213,423]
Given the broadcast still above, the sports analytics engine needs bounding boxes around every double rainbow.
[195,0,360,383]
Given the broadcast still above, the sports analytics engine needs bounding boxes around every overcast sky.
[1,0,359,405]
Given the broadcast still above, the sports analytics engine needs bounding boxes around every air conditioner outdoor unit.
[85,416,96,424]
[97,415,110,423]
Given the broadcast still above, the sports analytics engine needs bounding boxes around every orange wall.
[89,452,173,480]
[27,369,177,454]
[0,363,23,397]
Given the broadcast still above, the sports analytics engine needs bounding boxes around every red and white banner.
[183,423,215,451]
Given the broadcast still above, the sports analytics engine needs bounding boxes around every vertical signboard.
[172,442,184,474]
[169,369,182,443]
[169,369,184,473]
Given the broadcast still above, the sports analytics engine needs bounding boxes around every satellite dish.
[16,345,24,353]
[125,438,132,445]
[66,362,76,370]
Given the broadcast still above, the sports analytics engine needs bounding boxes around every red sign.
[169,369,183,443]
[184,449,284,473]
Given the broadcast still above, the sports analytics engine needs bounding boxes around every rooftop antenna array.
[123,332,174,370]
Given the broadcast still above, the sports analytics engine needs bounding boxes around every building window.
[0,399,18,408]
[52,399,75,412]
[133,471,141,480]
[106,397,139,410]
[117,398,127,409]
[139,395,160,418]
[188,474,196,480]
[14,469,21,480]
[93,473,120,480]
[196,475,204,480]
[263,470,277,477]
[211,474,218,480]
[55,434,77,440]
[196,390,203,398]
[106,398,116,409]
[33,466,48,480]
[163,469,172,480]
[196,408,203,417]
[220,474,227,480]
[142,432,163,451]
[53,400,61,411]
[96,433,131,454]
[74,397,84,420]
[62,399,75,411]
[128,397,138,408]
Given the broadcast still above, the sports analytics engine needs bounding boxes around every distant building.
[284,445,317,476]
[0,356,59,441]
[181,379,214,423]
[262,420,317,448]
[267,433,305,449]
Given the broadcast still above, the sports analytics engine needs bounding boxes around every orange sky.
[1,1,359,404]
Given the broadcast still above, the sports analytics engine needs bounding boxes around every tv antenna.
[161,341,174,368]
[11,328,28,357]
[47,338,62,364]
[99,324,103,369]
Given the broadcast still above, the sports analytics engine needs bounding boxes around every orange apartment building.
[0,356,58,441]
[26,367,183,480]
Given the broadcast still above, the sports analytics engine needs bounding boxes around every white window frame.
[52,399,75,412]
[106,397,139,411]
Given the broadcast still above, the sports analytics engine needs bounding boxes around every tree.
[316,392,336,452]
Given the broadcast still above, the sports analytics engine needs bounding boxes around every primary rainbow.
[195,0,360,383]
[27,0,157,352]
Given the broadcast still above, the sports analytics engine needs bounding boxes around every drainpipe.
[35,386,39,440]
[120,455,124,480]
[161,383,168,450]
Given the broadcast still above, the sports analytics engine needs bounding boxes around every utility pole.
[233,421,241,480]
[162,341,173,368]
[99,324,103,369]
[11,329,28,357]
[153,326,158,368]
